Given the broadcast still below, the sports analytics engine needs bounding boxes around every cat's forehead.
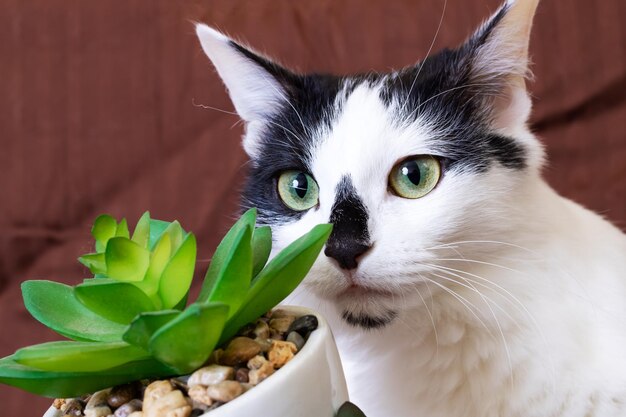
[311,81,434,193]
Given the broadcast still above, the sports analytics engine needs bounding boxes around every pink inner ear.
[489,83,532,131]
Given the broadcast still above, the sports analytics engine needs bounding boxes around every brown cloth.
[0,1,624,414]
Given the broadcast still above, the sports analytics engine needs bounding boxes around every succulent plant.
[0,209,331,398]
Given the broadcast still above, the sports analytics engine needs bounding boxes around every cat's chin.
[341,309,398,330]
[333,286,399,329]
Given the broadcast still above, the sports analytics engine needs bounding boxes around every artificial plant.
[0,209,332,398]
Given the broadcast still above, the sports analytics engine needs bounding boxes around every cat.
[195,0,626,416]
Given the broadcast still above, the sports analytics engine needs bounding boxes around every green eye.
[389,155,441,199]
[277,171,320,211]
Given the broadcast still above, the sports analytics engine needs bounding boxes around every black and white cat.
[196,0,626,416]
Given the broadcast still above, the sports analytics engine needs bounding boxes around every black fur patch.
[238,4,527,221]
[342,310,398,329]
[324,176,371,270]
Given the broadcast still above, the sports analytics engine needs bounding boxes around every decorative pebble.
[85,389,112,417]
[254,337,272,352]
[286,331,305,351]
[247,355,275,385]
[187,386,213,407]
[108,383,139,408]
[235,367,249,383]
[206,348,223,365]
[206,381,243,403]
[53,398,66,410]
[127,412,143,417]
[287,314,318,337]
[188,365,234,387]
[143,381,191,417]
[268,316,295,333]
[253,320,270,339]
[270,309,294,319]
[269,328,284,340]
[63,400,85,417]
[236,322,256,338]
[268,340,297,369]
[113,399,142,417]
[220,337,262,366]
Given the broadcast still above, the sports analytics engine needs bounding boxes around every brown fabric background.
[1,0,624,414]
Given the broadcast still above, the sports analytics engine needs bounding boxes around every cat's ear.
[195,24,296,156]
[465,0,539,130]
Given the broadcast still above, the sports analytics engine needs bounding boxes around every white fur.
[196,1,626,414]
[279,82,626,417]
[196,24,287,158]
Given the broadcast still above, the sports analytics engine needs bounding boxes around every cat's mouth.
[336,284,395,299]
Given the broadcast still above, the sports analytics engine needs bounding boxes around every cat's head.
[196,0,542,329]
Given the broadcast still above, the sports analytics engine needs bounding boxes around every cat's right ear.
[196,24,295,157]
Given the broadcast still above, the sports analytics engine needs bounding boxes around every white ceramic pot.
[44,306,349,417]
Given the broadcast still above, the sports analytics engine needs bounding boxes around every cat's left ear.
[465,0,539,130]
[196,24,297,157]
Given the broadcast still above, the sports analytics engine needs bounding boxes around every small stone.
[286,315,318,337]
[114,399,142,417]
[53,398,66,410]
[236,322,256,338]
[127,413,143,417]
[269,317,295,333]
[187,386,213,407]
[206,381,243,403]
[270,309,294,319]
[286,331,305,351]
[62,399,85,417]
[84,405,112,417]
[253,320,270,339]
[188,365,235,386]
[247,355,274,385]
[108,383,139,408]
[143,381,191,417]
[221,337,262,366]
[205,348,224,365]
[269,328,284,340]
[268,340,297,368]
[240,383,254,393]
[85,389,112,417]
[254,337,272,352]
[235,367,249,383]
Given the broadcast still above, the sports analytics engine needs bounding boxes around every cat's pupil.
[291,173,309,198]
[401,162,421,185]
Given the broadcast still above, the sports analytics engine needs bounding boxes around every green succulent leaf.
[0,357,174,398]
[198,225,252,319]
[149,302,228,374]
[74,281,156,324]
[13,341,149,372]
[92,214,117,252]
[336,401,368,417]
[123,310,181,350]
[105,237,150,282]
[135,232,172,301]
[22,281,127,342]
[78,253,106,275]
[163,221,184,253]
[115,218,130,238]
[148,219,171,250]
[252,226,272,277]
[131,211,151,248]
[222,223,332,342]
[197,208,257,303]
[158,234,197,309]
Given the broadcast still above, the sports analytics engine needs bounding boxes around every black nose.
[325,175,372,270]
[324,239,371,270]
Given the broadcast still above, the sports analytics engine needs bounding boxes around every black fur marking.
[239,4,526,222]
[324,176,371,270]
[232,41,348,224]
[342,310,397,329]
